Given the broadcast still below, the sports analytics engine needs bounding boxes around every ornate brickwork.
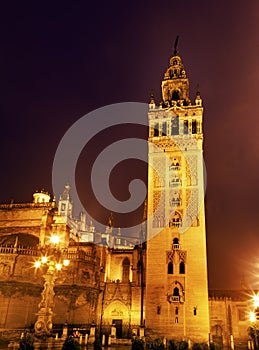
[166,250,186,264]
[152,157,166,188]
[185,155,198,186]
[152,190,165,228]
[183,188,199,227]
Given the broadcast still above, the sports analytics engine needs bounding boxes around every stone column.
[102,334,106,346]
[34,271,57,336]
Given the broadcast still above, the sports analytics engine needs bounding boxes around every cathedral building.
[0,46,252,348]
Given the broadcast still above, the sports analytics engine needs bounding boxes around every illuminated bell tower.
[145,40,210,342]
[58,184,72,221]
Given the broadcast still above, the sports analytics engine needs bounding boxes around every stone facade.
[0,193,103,332]
[209,290,251,349]
[0,192,252,347]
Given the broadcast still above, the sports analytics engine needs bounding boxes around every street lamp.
[34,235,70,336]
[250,311,257,323]
[248,293,259,349]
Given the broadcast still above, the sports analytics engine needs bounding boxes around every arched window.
[154,123,159,137]
[171,116,179,135]
[173,287,179,296]
[179,261,185,274]
[169,158,180,171]
[162,122,167,136]
[169,212,182,228]
[173,237,179,245]
[172,90,180,101]
[192,120,197,134]
[122,257,130,282]
[168,262,173,274]
[167,282,184,303]
[172,238,179,250]
[184,120,189,134]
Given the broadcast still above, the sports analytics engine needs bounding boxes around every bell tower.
[145,40,210,342]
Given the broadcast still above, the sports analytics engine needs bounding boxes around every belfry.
[145,38,210,341]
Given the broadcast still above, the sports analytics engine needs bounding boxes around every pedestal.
[89,324,96,343]
[108,335,111,347]
[34,271,57,336]
[62,322,68,339]
[34,312,54,336]
[110,324,116,345]
[102,334,106,346]
[111,325,116,338]
[139,326,145,338]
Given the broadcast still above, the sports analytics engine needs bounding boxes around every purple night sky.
[1,1,259,289]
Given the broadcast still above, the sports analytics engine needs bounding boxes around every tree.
[168,339,188,350]
[132,336,145,350]
[150,338,165,350]
[19,333,34,350]
[94,338,102,350]
[62,336,80,350]
[192,343,209,350]
[248,325,259,349]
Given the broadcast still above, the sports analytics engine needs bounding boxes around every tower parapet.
[33,190,51,204]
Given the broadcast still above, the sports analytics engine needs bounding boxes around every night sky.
[1,1,259,290]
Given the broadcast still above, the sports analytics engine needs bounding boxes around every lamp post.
[249,294,259,350]
[34,235,70,336]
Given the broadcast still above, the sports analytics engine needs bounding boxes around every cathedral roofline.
[0,202,55,210]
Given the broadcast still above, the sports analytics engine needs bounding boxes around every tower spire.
[196,84,200,97]
[173,35,179,55]
[161,37,190,106]
[149,90,156,110]
[107,212,114,228]
[195,83,202,106]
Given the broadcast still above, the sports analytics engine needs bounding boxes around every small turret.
[102,212,114,246]
[195,84,202,106]
[106,212,114,233]
[58,184,73,220]
[33,190,50,203]
[149,90,156,110]
[89,220,95,233]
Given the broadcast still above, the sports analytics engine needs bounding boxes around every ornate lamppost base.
[34,313,53,336]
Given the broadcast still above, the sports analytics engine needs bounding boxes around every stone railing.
[0,245,100,266]
[64,250,100,265]
[0,246,38,256]
[0,202,55,210]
